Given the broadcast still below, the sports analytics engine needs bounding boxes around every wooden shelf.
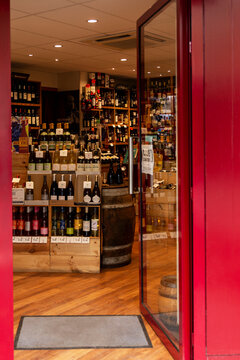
[29,126,40,129]
[11,102,40,107]
[115,107,129,110]
[102,106,114,110]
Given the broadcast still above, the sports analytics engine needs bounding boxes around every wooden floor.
[14,240,173,360]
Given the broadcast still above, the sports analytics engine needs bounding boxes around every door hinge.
[189,41,192,54]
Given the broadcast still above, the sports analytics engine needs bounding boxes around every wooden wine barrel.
[101,186,135,268]
[158,275,177,313]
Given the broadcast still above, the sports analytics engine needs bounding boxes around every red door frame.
[137,0,192,359]
[0,0,14,359]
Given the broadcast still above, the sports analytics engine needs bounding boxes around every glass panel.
[140,0,179,349]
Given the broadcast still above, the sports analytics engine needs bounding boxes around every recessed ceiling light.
[133,69,136,72]
[112,67,115,70]
[120,58,127,62]
[168,69,171,72]
[87,19,98,23]
[28,54,33,57]
[54,44,62,48]
[147,71,151,74]
[157,66,160,69]
[160,74,163,77]
[55,59,59,62]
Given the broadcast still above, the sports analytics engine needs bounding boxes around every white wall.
[57,71,80,91]
[11,66,58,88]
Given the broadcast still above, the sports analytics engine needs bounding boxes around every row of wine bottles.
[13,206,48,236]
[12,107,40,127]
[11,80,40,104]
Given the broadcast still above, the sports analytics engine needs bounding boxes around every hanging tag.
[56,128,63,135]
[58,181,66,189]
[12,178,20,184]
[36,151,43,158]
[83,181,92,189]
[26,181,34,189]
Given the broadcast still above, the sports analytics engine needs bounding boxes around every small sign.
[56,128,63,135]
[58,181,66,189]
[12,178,20,184]
[26,181,34,189]
[82,237,90,244]
[36,151,43,158]
[169,232,177,239]
[142,144,154,175]
[85,152,92,160]
[32,237,40,243]
[60,150,68,157]
[83,181,92,189]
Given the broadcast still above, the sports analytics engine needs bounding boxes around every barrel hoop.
[103,243,132,251]
[102,203,134,209]
[102,254,131,265]
[160,275,177,288]
[158,290,177,300]
[102,188,129,196]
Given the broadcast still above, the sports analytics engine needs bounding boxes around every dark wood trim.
[41,87,58,92]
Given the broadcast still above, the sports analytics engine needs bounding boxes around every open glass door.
[137,1,191,359]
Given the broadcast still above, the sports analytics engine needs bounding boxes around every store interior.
[11,0,177,358]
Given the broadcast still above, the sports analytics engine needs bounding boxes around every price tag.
[56,128,63,135]
[40,237,48,243]
[169,232,177,239]
[51,236,58,243]
[142,234,152,241]
[36,151,44,158]
[12,178,20,184]
[26,181,34,189]
[85,151,92,160]
[32,237,40,243]
[60,150,68,157]
[82,237,90,244]
[83,181,92,189]
[58,181,66,189]
[71,237,82,244]
[152,232,168,240]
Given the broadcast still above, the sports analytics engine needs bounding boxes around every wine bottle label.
[83,220,90,232]
[85,152,93,160]
[32,220,39,230]
[26,181,34,189]
[36,164,44,171]
[60,220,65,230]
[25,221,31,231]
[67,227,74,235]
[49,142,56,151]
[40,227,48,235]
[32,93,35,99]
[91,219,99,231]
[67,196,74,200]
[57,141,63,149]
[52,163,60,171]
[65,141,71,150]
[83,181,91,189]
[58,196,66,201]
[60,150,68,157]
[74,219,82,230]
[41,194,49,200]
[19,93,22,100]
[83,195,91,203]
[40,142,47,151]
[56,128,63,135]
[12,220,17,230]
[58,181,66,189]
[27,94,31,102]
[23,93,27,100]
[68,164,76,171]
[92,195,100,203]
[84,163,92,172]
[77,163,85,171]
[36,151,43,158]
[14,92,18,100]
[44,163,52,171]
[51,195,57,200]
[17,220,25,230]
[60,164,68,171]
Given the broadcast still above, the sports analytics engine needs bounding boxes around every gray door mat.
[14,315,152,350]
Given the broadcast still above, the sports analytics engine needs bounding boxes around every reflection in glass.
[141,0,179,349]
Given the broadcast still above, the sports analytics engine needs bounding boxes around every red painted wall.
[0,0,13,358]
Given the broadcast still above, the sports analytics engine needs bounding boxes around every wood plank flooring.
[14,240,173,360]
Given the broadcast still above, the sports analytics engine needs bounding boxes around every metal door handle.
[129,137,134,194]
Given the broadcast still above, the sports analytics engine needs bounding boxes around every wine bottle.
[51,207,58,236]
[24,206,32,236]
[36,145,44,171]
[48,123,56,151]
[68,144,76,171]
[66,207,74,236]
[17,206,25,236]
[25,175,34,200]
[56,123,63,150]
[12,207,18,236]
[28,145,36,171]
[58,174,66,201]
[40,207,48,236]
[39,123,48,151]
[52,145,60,171]
[43,144,52,171]
[74,206,82,236]
[32,206,40,236]
[50,173,58,200]
[91,175,100,204]
[64,123,71,150]
[41,175,49,200]
[60,145,68,171]
[92,145,100,172]
[66,174,74,201]
[58,206,66,236]
[83,175,92,203]
[82,207,91,237]
[107,161,115,185]
[115,163,123,184]
[77,145,85,172]
[84,145,92,173]
[91,207,99,237]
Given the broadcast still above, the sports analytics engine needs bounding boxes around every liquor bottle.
[58,206,66,236]
[52,145,60,171]
[68,144,76,171]
[35,145,44,171]
[60,145,68,171]
[48,123,56,151]
[91,207,99,237]
[51,207,57,236]
[115,163,123,184]
[50,173,58,200]
[22,83,27,102]
[17,206,25,236]
[56,123,63,150]
[25,175,34,200]
[91,176,100,204]
[39,123,48,151]
[58,174,66,201]
[28,145,36,171]
[74,207,82,236]
[63,123,71,150]
[83,175,92,203]
[40,207,48,236]
[36,111,40,127]
[66,174,74,200]
[26,108,32,125]
[77,145,85,172]
[24,206,32,236]
[82,207,91,237]
[66,207,74,236]
[12,207,18,236]
[41,175,49,200]
[92,145,100,172]
[43,144,52,171]
[107,161,115,185]
[18,82,23,102]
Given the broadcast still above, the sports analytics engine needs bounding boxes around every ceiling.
[11,0,176,78]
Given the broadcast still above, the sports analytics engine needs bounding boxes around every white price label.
[32,237,40,243]
[83,181,92,189]
[36,151,43,158]
[70,237,82,244]
[169,232,177,239]
[82,237,90,244]
[58,181,66,189]
[26,181,34,189]
[51,236,58,243]
[12,178,20,184]
[60,150,68,157]
[68,164,76,171]
[152,232,168,240]
[85,152,92,160]
[40,237,48,243]
[56,128,63,135]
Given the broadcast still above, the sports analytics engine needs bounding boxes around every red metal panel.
[0,0,13,359]
[205,0,240,356]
